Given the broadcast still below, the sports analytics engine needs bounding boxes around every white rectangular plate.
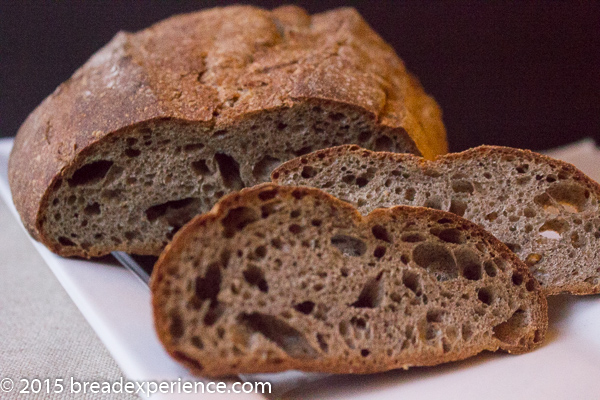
[2,137,600,400]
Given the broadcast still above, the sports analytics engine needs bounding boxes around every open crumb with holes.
[8,5,447,258]
[273,145,600,296]
[151,184,547,377]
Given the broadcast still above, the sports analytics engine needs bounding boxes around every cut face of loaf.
[151,184,547,377]
[272,145,600,295]
[32,104,416,257]
[8,5,447,258]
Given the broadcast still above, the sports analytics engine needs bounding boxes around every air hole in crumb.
[342,174,356,185]
[432,228,465,244]
[516,164,529,173]
[361,349,370,357]
[413,243,457,281]
[402,271,421,294]
[373,246,386,259]
[84,202,101,216]
[401,232,425,243]
[485,212,498,222]
[455,248,482,280]
[356,175,369,187]
[253,155,281,180]
[125,148,141,158]
[426,309,445,323]
[243,265,269,293]
[539,219,569,239]
[484,260,497,277]
[301,166,317,179]
[145,197,199,223]
[184,143,205,152]
[512,272,524,286]
[525,253,542,267]
[251,246,267,260]
[311,219,322,227]
[191,160,211,176]
[58,236,76,246]
[289,224,303,234]
[451,180,474,194]
[291,189,306,199]
[493,309,529,345]
[405,188,416,201]
[505,242,522,253]
[424,196,444,210]
[221,207,259,238]
[239,313,318,359]
[124,231,140,241]
[328,112,345,121]
[317,333,329,352]
[523,206,536,218]
[351,317,367,330]
[571,231,584,248]
[449,198,467,217]
[331,235,367,256]
[68,160,114,187]
[195,263,221,302]
[543,182,589,213]
[351,272,384,309]
[169,312,184,339]
[477,287,493,305]
[258,189,278,201]
[372,225,392,243]
[214,153,244,190]
[294,301,315,315]
[191,336,204,349]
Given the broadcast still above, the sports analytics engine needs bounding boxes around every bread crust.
[8,5,447,249]
[151,183,547,377]
[272,144,600,295]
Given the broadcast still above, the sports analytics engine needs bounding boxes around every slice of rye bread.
[8,5,447,259]
[272,145,600,295]
[151,183,547,377]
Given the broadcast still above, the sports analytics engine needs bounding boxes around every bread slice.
[8,5,447,258]
[151,183,547,377]
[272,145,600,295]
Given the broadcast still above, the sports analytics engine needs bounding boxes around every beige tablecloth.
[0,197,137,399]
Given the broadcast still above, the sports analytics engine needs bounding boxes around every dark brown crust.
[8,5,447,249]
[272,144,600,296]
[151,183,547,377]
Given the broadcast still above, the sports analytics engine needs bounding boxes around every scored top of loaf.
[9,5,446,241]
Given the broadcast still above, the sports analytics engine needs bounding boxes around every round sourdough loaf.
[8,5,447,258]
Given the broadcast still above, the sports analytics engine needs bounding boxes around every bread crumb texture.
[273,145,600,295]
[151,184,547,377]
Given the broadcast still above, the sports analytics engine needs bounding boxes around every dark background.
[1,1,599,152]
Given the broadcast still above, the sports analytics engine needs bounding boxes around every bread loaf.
[8,5,447,258]
[272,144,600,295]
[151,183,547,377]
